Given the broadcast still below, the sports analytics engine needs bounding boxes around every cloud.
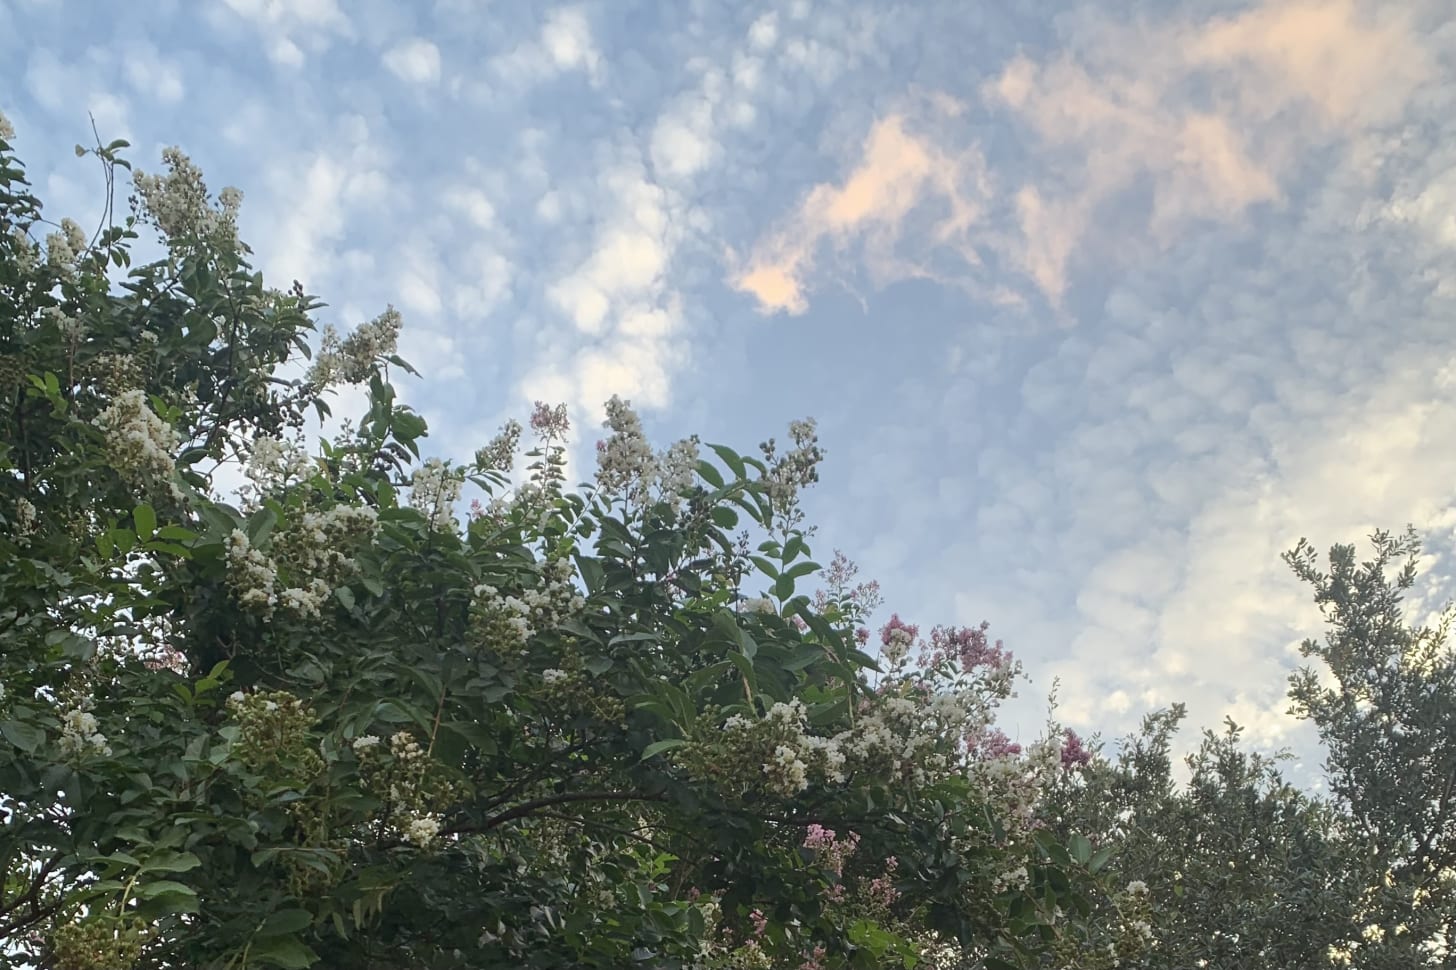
[521,149,686,431]
[512,4,809,450]
[121,43,185,104]
[736,0,1433,313]
[383,38,442,85]
[731,102,991,315]
[215,0,352,66]
[984,1,1429,300]
[23,47,135,145]
[487,7,603,90]
[247,114,393,290]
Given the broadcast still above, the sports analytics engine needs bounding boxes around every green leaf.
[132,503,156,539]
[142,850,202,873]
[639,738,689,762]
[708,444,747,480]
[749,555,781,580]
[258,909,314,937]
[0,720,45,753]
[696,459,724,488]
[131,879,197,899]
[1069,833,1092,866]
[575,554,605,595]
[248,506,278,545]
[249,934,319,969]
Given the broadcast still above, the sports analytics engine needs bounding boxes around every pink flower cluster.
[799,944,828,970]
[864,856,900,910]
[530,401,570,438]
[922,620,1013,675]
[970,726,1023,759]
[803,824,859,877]
[1060,728,1092,768]
[879,613,920,648]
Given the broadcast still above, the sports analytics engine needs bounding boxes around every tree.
[0,117,1140,968]
[1285,527,1456,967]
[1042,708,1353,969]
[1044,527,1456,969]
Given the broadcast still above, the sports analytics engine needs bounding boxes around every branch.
[447,790,666,837]
[0,853,64,940]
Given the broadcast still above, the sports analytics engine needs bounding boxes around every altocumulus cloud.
[5,0,1456,764]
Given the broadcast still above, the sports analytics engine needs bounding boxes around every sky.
[4,0,1456,768]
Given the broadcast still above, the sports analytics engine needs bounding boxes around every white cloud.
[383,38,442,85]
[748,12,779,51]
[249,116,394,290]
[24,48,135,144]
[487,6,603,90]
[216,0,352,65]
[121,44,185,104]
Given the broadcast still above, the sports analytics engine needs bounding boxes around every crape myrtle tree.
[0,117,1152,968]
[1043,529,1456,969]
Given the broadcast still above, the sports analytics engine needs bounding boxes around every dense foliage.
[1044,529,1456,968]
[0,119,1147,969]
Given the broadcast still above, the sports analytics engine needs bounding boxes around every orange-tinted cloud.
[731,107,990,315]
[733,0,1433,313]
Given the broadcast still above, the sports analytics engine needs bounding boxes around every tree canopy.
[4,110,1454,970]
[0,118,1143,969]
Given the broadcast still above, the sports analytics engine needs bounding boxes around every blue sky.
[6,0,1456,764]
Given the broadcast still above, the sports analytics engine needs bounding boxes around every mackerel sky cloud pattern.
[5,0,1456,766]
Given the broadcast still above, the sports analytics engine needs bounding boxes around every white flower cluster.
[594,395,700,511]
[657,435,700,499]
[596,395,656,495]
[759,417,824,513]
[992,864,1030,894]
[10,227,37,273]
[410,458,463,532]
[225,504,377,618]
[977,731,1072,831]
[475,419,523,474]
[226,529,280,613]
[44,218,87,274]
[44,305,86,342]
[306,306,402,387]
[705,676,1014,801]
[405,814,441,848]
[58,705,112,759]
[92,389,183,501]
[378,731,445,849]
[0,110,14,141]
[276,505,379,585]
[133,147,242,247]
[241,435,316,508]
[12,496,37,539]
[471,557,586,651]
[882,624,915,668]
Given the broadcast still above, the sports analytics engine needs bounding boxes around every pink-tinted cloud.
[731,105,990,315]
[734,0,1434,313]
